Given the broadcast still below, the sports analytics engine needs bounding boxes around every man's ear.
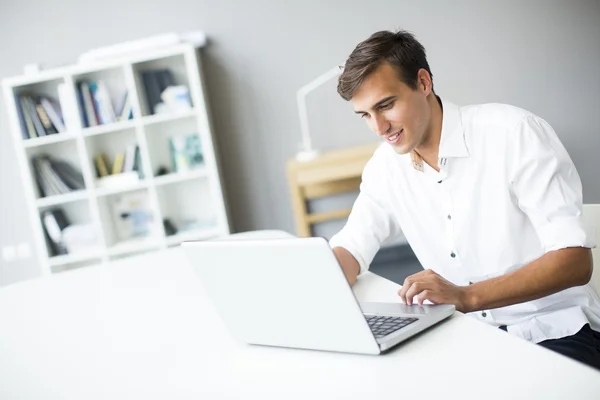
[417,68,432,96]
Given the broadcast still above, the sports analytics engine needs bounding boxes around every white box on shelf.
[95,171,140,189]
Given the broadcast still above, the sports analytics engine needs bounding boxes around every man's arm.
[328,148,401,285]
[333,247,360,286]
[398,246,593,313]
[465,246,592,312]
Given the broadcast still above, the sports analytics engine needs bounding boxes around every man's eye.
[360,113,369,119]
[380,102,393,110]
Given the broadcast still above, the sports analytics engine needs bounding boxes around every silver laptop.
[182,237,454,355]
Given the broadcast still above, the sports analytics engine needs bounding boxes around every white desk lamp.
[295,65,343,162]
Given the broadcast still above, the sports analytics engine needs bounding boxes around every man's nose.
[370,114,391,137]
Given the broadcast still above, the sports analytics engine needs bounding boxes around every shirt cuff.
[329,234,372,275]
[537,216,596,252]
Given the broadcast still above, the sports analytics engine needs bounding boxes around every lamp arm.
[295,66,342,156]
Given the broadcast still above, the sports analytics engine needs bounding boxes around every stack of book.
[141,69,176,114]
[94,145,141,177]
[76,80,133,127]
[32,155,85,197]
[41,209,100,256]
[16,94,66,139]
[42,208,69,256]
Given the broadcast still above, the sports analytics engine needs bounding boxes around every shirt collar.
[410,97,469,171]
[438,98,469,158]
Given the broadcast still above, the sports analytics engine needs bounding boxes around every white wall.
[1,0,599,285]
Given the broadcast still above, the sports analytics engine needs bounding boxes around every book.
[141,71,163,114]
[41,97,66,133]
[123,145,137,172]
[132,146,143,178]
[90,81,116,125]
[112,153,125,175]
[76,82,89,128]
[48,159,85,190]
[88,81,102,124]
[116,92,133,121]
[24,97,46,136]
[42,208,70,256]
[40,158,70,194]
[94,154,110,177]
[157,70,175,93]
[35,101,58,135]
[32,155,85,196]
[15,94,29,140]
[79,81,98,127]
[98,81,117,123]
[32,158,56,196]
[20,96,37,139]
[58,83,77,131]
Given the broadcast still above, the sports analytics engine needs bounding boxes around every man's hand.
[398,269,472,313]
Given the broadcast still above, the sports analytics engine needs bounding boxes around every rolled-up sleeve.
[329,149,401,274]
[509,116,595,252]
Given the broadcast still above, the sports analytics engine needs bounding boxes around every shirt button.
[447,215,451,220]
[450,252,456,258]
[482,312,487,317]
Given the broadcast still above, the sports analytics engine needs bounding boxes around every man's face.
[351,62,432,154]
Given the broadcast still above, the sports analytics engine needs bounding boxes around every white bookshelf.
[2,43,231,275]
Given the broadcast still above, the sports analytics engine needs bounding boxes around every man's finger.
[415,290,432,305]
[398,269,438,303]
[404,282,426,305]
[398,277,414,304]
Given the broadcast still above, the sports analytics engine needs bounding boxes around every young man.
[330,30,600,369]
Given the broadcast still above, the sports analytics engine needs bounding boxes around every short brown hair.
[337,30,434,101]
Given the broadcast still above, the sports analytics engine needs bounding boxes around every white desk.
[1,248,599,399]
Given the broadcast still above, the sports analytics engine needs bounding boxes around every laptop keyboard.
[365,315,418,339]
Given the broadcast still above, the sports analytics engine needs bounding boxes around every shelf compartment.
[83,126,145,190]
[96,189,161,250]
[26,140,87,200]
[132,53,193,117]
[143,115,204,177]
[39,200,98,259]
[72,66,133,129]
[157,179,219,239]
[11,78,70,142]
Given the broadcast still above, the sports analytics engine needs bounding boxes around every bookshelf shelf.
[2,43,231,276]
[95,180,148,197]
[154,167,208,186]
[48,251,103,267]
[23,132,79,148]
[82,119,138,137]
[36,190,88,208]
[166,226,221,246]
[107,237,162,257]
[141,108,196,126]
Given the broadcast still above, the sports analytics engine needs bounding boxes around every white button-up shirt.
[329,98,600,343]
